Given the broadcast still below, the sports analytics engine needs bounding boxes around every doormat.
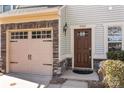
[73,69,93,74]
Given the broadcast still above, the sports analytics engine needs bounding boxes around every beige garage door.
[9,30,53,76]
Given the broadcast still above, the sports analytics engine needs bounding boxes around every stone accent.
[53,58,72,76]
[0,58,4,73]
[88,81,106,88]
[93,59,106,71]
[1,20,59,75]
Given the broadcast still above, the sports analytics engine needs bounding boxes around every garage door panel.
[10,31,30,73]
[9,30,53,76]
[10,40,29,73]
[28,39,53,75]
[27,65,52,75]
[31,42,53,61]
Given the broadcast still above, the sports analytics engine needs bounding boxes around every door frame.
[6,27,53,73]
[70,24,95,70]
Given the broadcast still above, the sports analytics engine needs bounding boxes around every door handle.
[30,54,32,60]
[28,54,32,60]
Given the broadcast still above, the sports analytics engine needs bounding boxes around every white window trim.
[104,22,124,58]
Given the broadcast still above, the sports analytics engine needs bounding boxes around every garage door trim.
[6,27,53,73]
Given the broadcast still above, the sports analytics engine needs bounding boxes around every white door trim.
[70,24,95,70]
[6,27,53,73]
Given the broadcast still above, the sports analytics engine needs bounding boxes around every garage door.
[9,29,53,76]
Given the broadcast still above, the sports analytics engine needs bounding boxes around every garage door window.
[11,32,28,39]
[10,30,52,40]
[32,30,51,39]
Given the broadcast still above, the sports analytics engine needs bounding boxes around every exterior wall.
[58,6,72,74]
[59,6,72,60]
[59,6,67,61]
[65,5,124,60]
[0,5,17,71]
[0,20,59,75]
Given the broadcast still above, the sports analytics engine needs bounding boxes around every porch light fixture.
[63,22,68,36]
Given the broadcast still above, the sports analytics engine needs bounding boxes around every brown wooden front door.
[74,29,91,68]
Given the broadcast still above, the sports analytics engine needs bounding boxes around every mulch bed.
[88,80,108,88]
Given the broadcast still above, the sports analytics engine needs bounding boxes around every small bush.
[99,60,124,88]
[107,51,124,61]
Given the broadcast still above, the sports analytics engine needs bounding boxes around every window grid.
[32,30,52,39]
[108,26,122,51]
[11,32,28,39]
[11,30,52,40]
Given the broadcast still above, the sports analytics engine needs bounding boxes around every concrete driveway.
[0,73,52,88]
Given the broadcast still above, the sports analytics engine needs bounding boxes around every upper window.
[13,5,17,9]
[3,5,11,12]
[108,26,122,51]
[0,5,2,13]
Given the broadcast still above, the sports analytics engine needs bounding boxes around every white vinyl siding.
[66,5,124,25]
[95,24,104,54]
[65,27,71,56]
[64,5,124,59]
[59,6,67,60]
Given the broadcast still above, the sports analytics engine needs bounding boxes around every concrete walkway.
[61,80,88,88]
[60,70,99,81]
[47,80,88,88]
[47,70,99,88]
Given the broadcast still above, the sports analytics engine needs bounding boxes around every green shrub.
[99,60,124,88]
[107,51,124,61]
